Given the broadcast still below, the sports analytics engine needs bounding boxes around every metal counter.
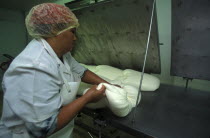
[82,84,210,138]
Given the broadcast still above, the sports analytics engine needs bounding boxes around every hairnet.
[25,3,79,38]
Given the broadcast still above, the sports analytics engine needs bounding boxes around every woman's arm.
[82,70,121,88]
[53,85,106,133]
[81,70,109,85]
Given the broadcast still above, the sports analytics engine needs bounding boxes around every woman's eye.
[70,29,76,35]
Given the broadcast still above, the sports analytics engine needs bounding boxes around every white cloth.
[123,69,160,91]
[80,64,160,91]
[83,83,140,117]
[79,64,160,117]
[0,38,86,138]
[95,65,123,80]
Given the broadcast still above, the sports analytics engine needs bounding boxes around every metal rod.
[88,132,94,138]
[99,127,101,138]
[185,79,189,89]
[184,77,193,90]
[132,0,156,123]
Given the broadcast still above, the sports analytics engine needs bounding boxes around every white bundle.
[122,69,160,91]
[78,64,160,117]
[83,83,140,117]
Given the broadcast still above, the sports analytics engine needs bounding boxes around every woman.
[0,3,109,138]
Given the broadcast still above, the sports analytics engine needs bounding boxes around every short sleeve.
[66,53,87,78]
[4,61,62,123]
[25,112,58,137]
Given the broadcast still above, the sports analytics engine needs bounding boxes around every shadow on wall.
[0,90,3,117]
[0,61,3,115]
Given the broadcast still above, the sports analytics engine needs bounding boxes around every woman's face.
[59,28,77,53]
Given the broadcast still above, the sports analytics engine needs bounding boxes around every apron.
[41,39,80,138]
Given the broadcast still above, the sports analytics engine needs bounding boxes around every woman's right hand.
[83,85,106,103]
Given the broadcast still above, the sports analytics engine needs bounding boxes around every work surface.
[83,84,210,138]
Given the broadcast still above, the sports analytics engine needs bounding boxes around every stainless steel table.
[82,84,210,138]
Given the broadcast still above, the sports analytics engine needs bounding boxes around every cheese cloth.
[78,64,160,117]
[84,83,141,117]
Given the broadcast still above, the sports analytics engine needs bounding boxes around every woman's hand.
[83,85,106,103]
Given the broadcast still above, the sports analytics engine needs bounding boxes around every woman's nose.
[73,35,77,41]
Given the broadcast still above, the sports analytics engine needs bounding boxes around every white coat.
[0,38,86,138]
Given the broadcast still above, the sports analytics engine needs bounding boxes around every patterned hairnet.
[25,3,79,38]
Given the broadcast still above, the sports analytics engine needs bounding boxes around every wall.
[155,0,210,91]
[0,8,27,90]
